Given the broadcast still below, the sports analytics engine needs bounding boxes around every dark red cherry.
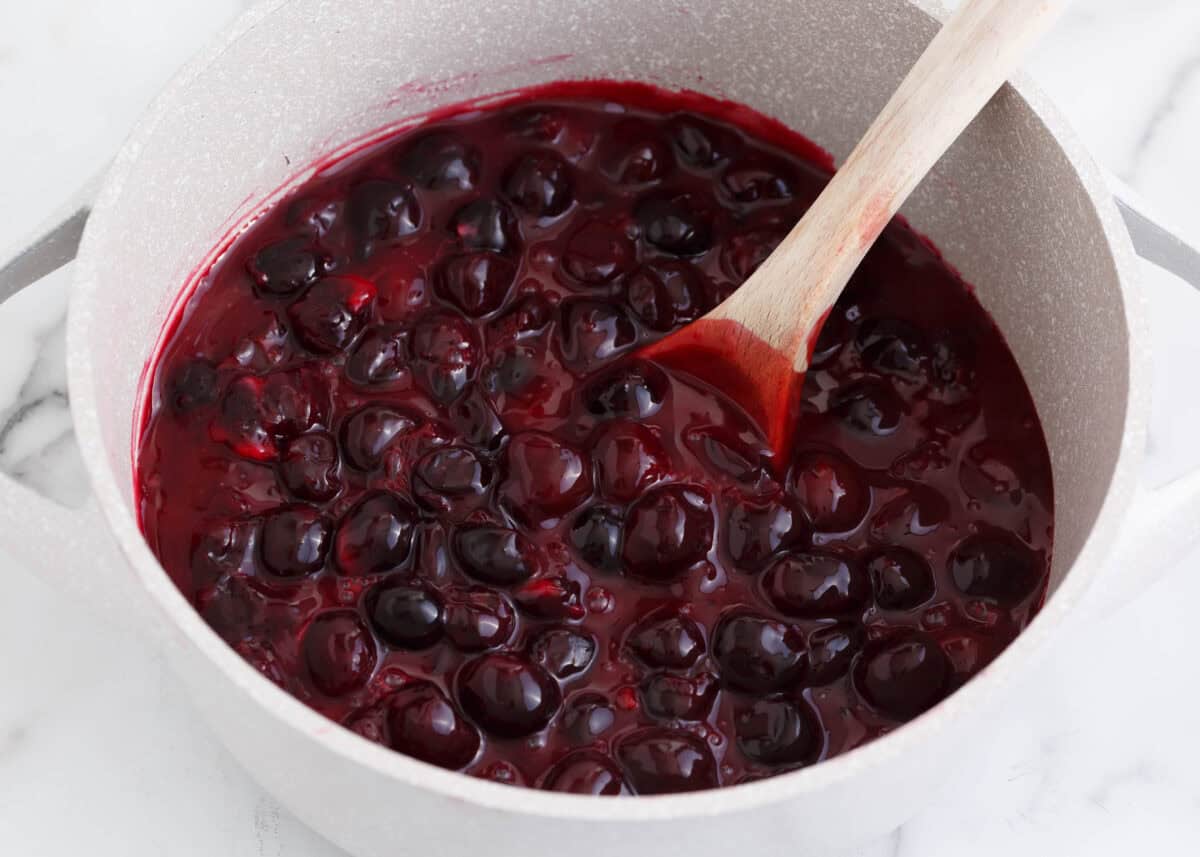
[806,624,863,685]
[345,326,410,387]
[600,118,675,185]
[636,191,714,256]
[333,491,417,576]
[345,179,421,257]
[302,610,377,696]
[625,605,706,671]
[735,698,816,766]
[287,275,376,354]
[451,198,519,255]
[856,318,928,382]
[436,252,517,317]
[561,220,636,285]
[456,653,562,737]
[713,613,806,693]
[727,499,800,568]
[761,550,870,618]
[447,388,505,449]
[412,446,492,517]
[285,195,340,236]
[583,360,668,420]
[396,133,480,190]
[280,431,342,502]
[542,750,627,795]
[558,299,637,370]
[166,358,219,414]
[832,379,904,436]
[191,519,254,586]
[499,431,592,524]
[512,577,585,621]
[868,487,949,543]
[593,421,669,502]
[721,155,796,202]
[442,586,516,652]
[386,683,481,770]
[855,634,950,720]
[949,532,1041,605]
[530,628,597,679]
[367,582,444,649]
[561,693,616,745]
[218,370,326,460]
[570,504,623,572]
[621,484,714,581]
[639,671,718,721]
[247,236,328,296]
[867,548,934,610]
[510,107,596,160]
[790,450,868,533]
[626,261,707,331]
[668,115,740,168]
[410,310,480,404]
[454,525,544,585]
[617,728,718,794]
[260,505,330,577]
[503,151,573,217]
[685,424,767,485]
[339,406,418,471]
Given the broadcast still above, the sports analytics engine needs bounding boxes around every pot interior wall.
[84,0,1129,595]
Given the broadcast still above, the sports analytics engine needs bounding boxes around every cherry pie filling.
[137,81,1053,795]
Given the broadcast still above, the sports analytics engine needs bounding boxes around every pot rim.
[65,0,1150,822]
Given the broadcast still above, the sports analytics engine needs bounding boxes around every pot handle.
[0,171,140,626]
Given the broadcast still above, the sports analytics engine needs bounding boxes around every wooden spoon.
[645,0,1068,459]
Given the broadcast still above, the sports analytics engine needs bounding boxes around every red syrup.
[136,80,1054,795]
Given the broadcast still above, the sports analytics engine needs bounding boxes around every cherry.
[345,179,422,257]
[386,683,481,770]
[509,107,596,161]
[726,499,800,568]
[285,195,340,236]
[542,750,627,795]
[499,431,592,524]
[713,613,806,692]
[490,292,553,341]
[412,446,492,517]
[442,586,516,652]
[625,605,706,671]
[302,610,377,696]
[451,198,519,255]
[456,653,562,737]
[530,628,597,679]
[368,581,444,649]
[626,261,707,332]
[503,151,573,217]
[833,379,904,437]
[166,358,219,414]
[197,574,259,640]
[809,310,851,368]
[339,406,418,471]
[868,487,948,543]
[593,421,669,502]
[600,118,675,185]
[617,728,718,794]
[453,526,544,585]
[806,624,863,685]
[447,388,505,449]
[686,424,768,485]
[396,133,481,191]
[218,370,326,461]
[561,693,616,745]
[260,504,330,577]
[856,319,928,382]
[721,155,795,202]
[668,115,740,168]
[721,228,784,282]
[512,577,585,621]
[761,550,870,618]
[333,491,417,576]
[866,548,934,610]
[191,519,254,586]
[345,326,410,387]
[569,505,622,572]
[410,310,480,404]
[735,698,816,766]
[639,671,718,721]
[231,310,290,370]
[560,220,636,285]
[855,634,950,720]
[790,450,868,533]
[279,431,342,502]
[558,299,637,370]
[582,360,668,420]
[621,484,714,581]
[949,532,1041,605]
[287,274,376,354]
[436,252,517,317]
[636,191,714,256]
[247,236,329,296]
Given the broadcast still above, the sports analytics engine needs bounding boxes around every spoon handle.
[715,0,1070,369]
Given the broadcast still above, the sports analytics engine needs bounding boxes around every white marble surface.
[2,1,1199,854]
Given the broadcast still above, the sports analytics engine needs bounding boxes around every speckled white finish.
[1,0,1191,854]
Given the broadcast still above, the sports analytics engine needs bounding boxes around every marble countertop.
[2,1,1199,854]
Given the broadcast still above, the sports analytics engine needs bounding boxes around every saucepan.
[2,0,1200,854]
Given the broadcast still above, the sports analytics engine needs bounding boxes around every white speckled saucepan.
[2,1,1200,854]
